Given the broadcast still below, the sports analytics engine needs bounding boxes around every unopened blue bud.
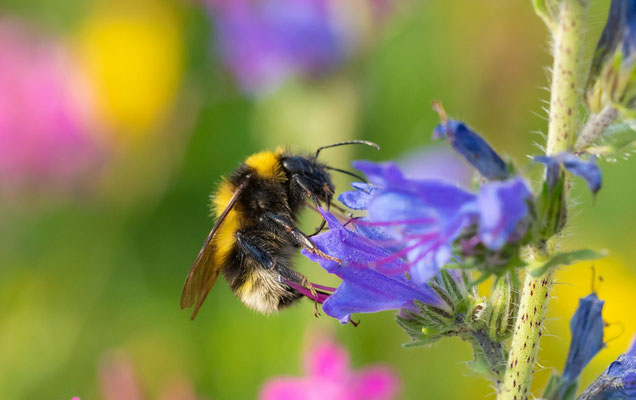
[433,120,510,181]
[563,293,605,382]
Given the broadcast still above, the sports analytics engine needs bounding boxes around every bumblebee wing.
[180,180,247,320]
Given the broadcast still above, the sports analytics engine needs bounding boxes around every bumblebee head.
[281,154,335,206]
[281,141,380,210]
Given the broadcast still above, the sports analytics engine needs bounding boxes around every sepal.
[396,270,507,382]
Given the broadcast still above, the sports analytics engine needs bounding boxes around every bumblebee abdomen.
[234,267,302,314]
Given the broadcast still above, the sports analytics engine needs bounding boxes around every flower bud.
[396,270,477,345]
[585,0,636,116]
[433,119,511,181]
[487,273,519,342]
[396,270,508,381]
[432,101,511,181]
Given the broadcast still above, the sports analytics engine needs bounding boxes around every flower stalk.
[500,1,589,399]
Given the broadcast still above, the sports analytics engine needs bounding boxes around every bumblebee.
[180,141,378,319]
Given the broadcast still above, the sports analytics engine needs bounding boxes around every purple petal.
[534,152,602,194]
[338,182,377,210]
[345,161,479,282]
[302,210,444,324]
[433,120,509,181]
[351,160,406,187]
[477,177,532,250]
[397,146,473,186]
[533,155,561,189]
[561,154,602,194]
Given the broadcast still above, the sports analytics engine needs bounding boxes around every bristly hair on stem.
[499,1,590,399]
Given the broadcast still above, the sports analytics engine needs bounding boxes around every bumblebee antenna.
[324,166,368,183]
[314,140,380,159]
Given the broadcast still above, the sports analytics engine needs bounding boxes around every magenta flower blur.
[259,337,400,400]
[207,0,350,93]
[0,20,102,196]
[302,209,447,324]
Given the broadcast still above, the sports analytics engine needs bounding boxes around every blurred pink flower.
[0,19,103,197]
[259,338,400,400]
[98,350,199,400]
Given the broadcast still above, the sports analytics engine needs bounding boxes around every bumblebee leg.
[291,175,334,237]
[290,174,321,207]
[262,212,341,263]
[235,232,276,269]
[236,231,316,292]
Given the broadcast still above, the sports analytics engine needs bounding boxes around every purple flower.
[207,0,350,94]
[337,161,532,282]
[341,160,477,284]
[534,152,602,194]
[259,336,401,400]
[433,119,510,181]
[302,210,446,324]
[580,335,636,400]
[562,293,605,382]
[0,20,103,197]
[477,178,532,250]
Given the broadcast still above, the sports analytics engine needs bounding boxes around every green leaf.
[530,249,606,277]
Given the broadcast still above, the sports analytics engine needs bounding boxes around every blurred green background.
[1,0,634,399]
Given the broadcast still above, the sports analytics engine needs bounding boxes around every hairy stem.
[499,1,589,399]
[500,244,552,399]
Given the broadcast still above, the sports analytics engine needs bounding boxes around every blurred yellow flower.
[546,257,636,387]
[75,0,183,143]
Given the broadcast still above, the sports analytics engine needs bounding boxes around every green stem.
[499,1,589,399]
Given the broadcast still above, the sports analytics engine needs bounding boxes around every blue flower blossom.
[580,335,636,400]
[337,161,533,282]
[534,152,602,194]
[563,293,606,382]
[302,210,446,324]
[340,161,478,283]
[433,119,510,181]
[477,178,532,250]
